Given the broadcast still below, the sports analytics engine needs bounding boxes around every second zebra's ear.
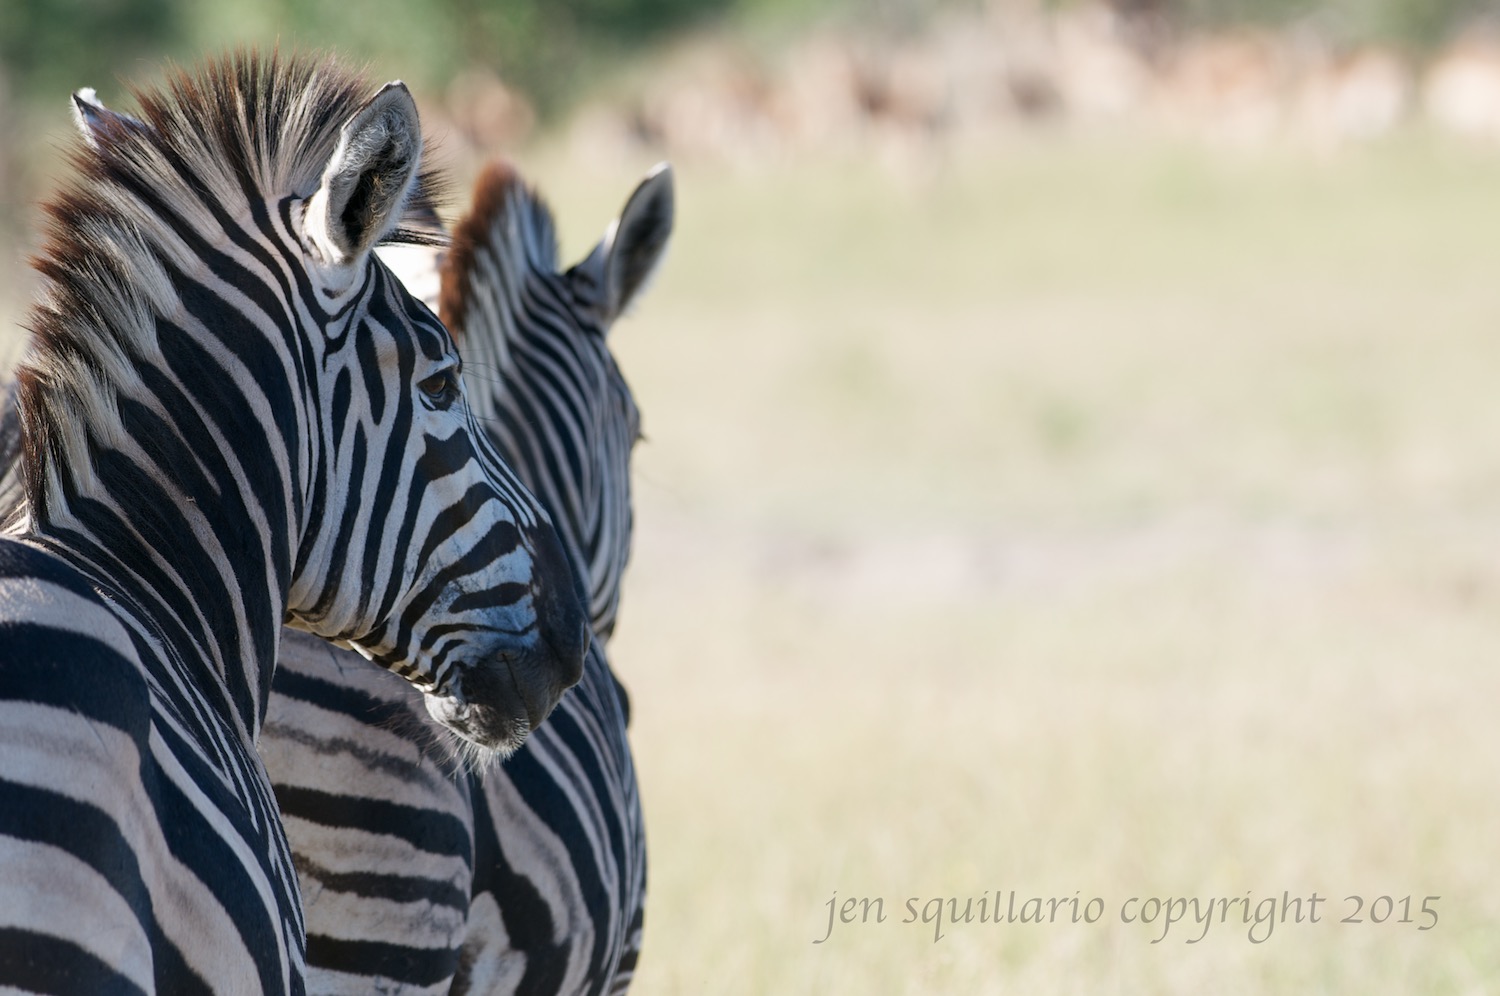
[570,163,674,329]
[70,88,150,149]
[306,81,423,268]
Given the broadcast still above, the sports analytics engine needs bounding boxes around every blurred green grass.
[5,128,1500,992]
[520,134,1500,993]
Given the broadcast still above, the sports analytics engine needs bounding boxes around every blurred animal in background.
[261,158,673,994]
[0,51,588,994]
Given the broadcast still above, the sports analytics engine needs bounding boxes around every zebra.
[258,159,672,994]
[0,51,588,994]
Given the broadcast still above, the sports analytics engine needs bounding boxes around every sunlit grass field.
[5,130,1500,993]
[526,134,1500,994]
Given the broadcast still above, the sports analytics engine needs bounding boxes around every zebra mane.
[438,158,558,341]
[14,49,442,522]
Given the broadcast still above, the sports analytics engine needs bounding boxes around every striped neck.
[19,232,316,746]
[10,53,375,743]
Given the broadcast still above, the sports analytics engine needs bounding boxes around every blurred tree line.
[0,0,742,116]
[1105,0,1500,49]
[4,0,1500,121]
[0,0,752,243]
[3,0,1500,304]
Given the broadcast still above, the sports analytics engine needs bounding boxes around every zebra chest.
[265,635,477,994]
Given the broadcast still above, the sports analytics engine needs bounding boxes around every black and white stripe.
[0,53,586,995]
[260,159,672,994]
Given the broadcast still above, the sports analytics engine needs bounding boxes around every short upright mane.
[439,159,558,339]
[14,50,440,522]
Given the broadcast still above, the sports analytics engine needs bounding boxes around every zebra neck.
[28,401,296,744]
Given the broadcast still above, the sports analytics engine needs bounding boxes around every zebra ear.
[307,81,423,267]
[70,88,150,149]
[572,162,674,328]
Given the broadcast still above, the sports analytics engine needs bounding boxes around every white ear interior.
[305,81,423,268]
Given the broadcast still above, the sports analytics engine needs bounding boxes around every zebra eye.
[417,369,459,409]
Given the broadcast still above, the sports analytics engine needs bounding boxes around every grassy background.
[515,133,1500,993]
[6,121,1500,990]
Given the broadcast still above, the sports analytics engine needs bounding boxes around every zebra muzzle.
[426,522,589,753]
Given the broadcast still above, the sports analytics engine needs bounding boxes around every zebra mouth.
[423,637,580,754]
[424,678,531,755]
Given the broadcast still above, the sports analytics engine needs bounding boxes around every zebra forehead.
[410,305,452,362]
[370,262,452,362]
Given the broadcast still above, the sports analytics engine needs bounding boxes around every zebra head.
[16,54,587,752]
[433,160,674,640]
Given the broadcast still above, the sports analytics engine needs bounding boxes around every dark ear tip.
[644,162,675,203]
[71,88,109,146]
[348,81,420,136]
[71,88,102,120]
[624,164,674,241]
[372,81,416,111]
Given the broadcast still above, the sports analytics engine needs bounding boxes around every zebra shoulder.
[0,536,150,738]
